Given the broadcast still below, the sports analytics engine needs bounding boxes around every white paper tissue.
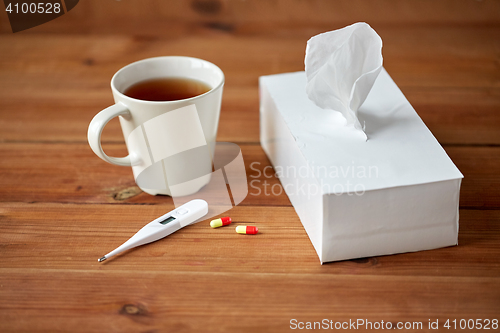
[305,22,383,139]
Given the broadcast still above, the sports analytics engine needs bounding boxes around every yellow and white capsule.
[210,217,232,228]
[236,225,258,235]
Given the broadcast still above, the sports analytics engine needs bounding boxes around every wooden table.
[1,1,499,332]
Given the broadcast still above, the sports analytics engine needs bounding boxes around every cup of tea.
[88,56,224,196]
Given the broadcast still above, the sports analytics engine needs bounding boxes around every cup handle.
[88,102,136,166]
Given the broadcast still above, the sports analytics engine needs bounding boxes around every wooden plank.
[1,27,497,88]
[1,0,499,34]
[0,203,499,277]
[0,85,498,145]
[0,27,499,145]
[1,85,498,145]
[0,87,260,144]
[445,146,500,209]
[0,143,498,208]
[0,268,498,332]
[0,142,290,206]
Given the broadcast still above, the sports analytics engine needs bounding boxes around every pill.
[210,217,232,228]
[236,225,258,235]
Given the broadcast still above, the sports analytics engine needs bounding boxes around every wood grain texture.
[0,204,499,278]
[2,0,500,35]
[0,26,499,145]
[0,143,499,208]
[0,0,499,331]
[1,269,498,333]
[1,203,499,331]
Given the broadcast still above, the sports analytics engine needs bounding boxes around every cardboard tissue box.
[259,67,463,263]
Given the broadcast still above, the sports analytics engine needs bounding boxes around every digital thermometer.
[98,199,208,262]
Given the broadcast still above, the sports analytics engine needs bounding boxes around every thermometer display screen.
[160,216,176,225]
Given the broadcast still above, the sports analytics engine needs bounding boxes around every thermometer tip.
[98,256,107,262]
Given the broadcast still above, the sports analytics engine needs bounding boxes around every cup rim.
[110,56,225,105]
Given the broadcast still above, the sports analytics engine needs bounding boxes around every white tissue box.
[259,69,463,263]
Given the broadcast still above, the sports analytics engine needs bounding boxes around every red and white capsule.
[235,226,258,235]
[210,217,232,228]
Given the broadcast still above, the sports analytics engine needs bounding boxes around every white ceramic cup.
[88,56,224,196]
